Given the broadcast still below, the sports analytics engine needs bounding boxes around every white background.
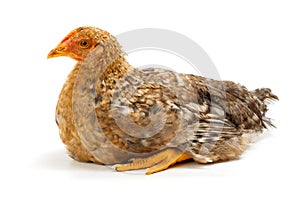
[0,0,299,199]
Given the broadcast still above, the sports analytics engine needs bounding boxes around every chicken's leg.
[113,148,191,174]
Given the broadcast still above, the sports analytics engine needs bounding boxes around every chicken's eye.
[79,40,90,48]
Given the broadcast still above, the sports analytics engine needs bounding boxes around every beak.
[47,45,68,59]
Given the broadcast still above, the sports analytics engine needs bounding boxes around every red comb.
[60,29,78,44]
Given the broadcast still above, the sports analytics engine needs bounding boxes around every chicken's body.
[49,27,278,174]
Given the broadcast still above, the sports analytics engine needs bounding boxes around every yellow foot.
[113,148,191,175]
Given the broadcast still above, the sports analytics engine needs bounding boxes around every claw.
[113,148,192,174]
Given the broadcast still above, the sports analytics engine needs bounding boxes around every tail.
[252,88,279,128]
[253,88,279,103]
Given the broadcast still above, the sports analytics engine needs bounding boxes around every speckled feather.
[54,27,278,165]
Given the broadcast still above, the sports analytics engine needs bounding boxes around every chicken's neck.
[100,56,133,81]
[71,55,131,80]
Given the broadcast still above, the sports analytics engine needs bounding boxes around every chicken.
[47,26,278,174]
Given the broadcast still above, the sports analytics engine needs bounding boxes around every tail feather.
[253,88,278,128]
[253,88,279,102]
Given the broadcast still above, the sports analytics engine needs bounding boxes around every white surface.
[0,0,299,199]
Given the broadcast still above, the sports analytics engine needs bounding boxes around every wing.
[95,66,267,159]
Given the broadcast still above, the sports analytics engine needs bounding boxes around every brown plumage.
[48,26,278,174]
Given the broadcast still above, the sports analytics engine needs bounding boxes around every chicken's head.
[47,26,112,61]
